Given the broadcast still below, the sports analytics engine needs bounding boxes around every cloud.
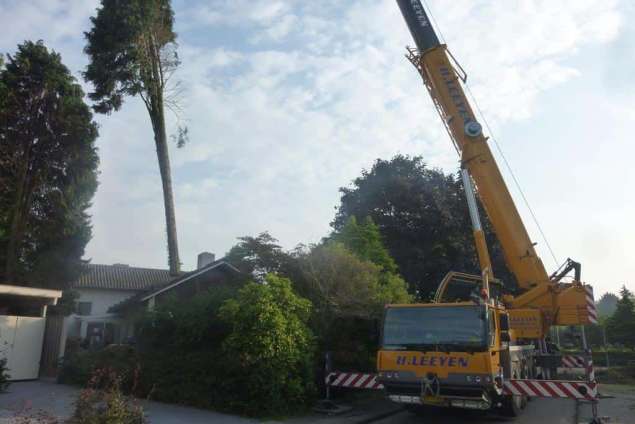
[1,0,629,295]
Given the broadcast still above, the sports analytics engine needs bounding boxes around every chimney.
[197,252,215,269]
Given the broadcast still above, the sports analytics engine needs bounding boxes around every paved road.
[372,398,577,424]
[0,381,256,423]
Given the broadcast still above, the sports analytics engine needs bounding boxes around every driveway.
[0,381,257,423]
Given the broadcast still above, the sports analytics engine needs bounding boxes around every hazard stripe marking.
[326,372,384,390]
[503,380,597,400]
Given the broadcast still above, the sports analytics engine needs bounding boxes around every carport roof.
[0,284,61,301]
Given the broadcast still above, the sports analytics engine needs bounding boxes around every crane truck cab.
[377,273,532,416]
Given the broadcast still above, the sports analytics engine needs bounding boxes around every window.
[382,305,488,350]
[76,302,92,316]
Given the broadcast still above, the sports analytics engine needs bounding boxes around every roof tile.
[72,264,177,291]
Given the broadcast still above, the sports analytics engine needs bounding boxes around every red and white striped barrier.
[585,285,598,324]
[325,372,383,390]
[503,379,597,401]
[562,355,586,368]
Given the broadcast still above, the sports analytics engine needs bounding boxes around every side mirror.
[500,314,510,331]
[500,332,511,343]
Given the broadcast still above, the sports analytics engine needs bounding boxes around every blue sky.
[1,0,632,297]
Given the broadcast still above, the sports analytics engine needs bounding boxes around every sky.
[1,0,633,297]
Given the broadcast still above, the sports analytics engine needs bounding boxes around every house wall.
[60,288,141,358]
[76,288,137,317]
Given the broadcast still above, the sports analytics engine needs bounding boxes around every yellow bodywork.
[406,44,594,336]
[379,302,501,377]
[378,349,495,379]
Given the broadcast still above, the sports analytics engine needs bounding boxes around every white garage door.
[0,315,46,380]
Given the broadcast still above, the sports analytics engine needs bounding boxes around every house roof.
[140,259,241,301]
[72,264,177,291]
[108,258,242,313]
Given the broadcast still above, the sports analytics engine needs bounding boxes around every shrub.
[219,274,316,417]
[0,357,9,392]
[67,369,145,424]
[58,276,317,418]
[59,345,139,393]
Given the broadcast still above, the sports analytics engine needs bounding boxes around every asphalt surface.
[2,381,631,423]
[371,398,578,424]
[0,381,257,423]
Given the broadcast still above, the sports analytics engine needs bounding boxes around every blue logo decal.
[396,355,469,368]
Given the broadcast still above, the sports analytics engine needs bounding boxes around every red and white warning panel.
[586,285,598,324]
[325,372,384,390]
[503,379,597,401]
[562,355,586,368]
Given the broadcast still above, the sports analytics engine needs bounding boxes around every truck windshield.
[382,306,487,351]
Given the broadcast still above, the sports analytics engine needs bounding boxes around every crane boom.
[396,0,549,291]
[377,2,600,415]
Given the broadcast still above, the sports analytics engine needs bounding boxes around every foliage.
[606,286,635,350]
[49,290,80,316]
[0,357,10,392]
[0,40,99,287]
[135,285,239,351]
[597,292,619,317]
[60,277,316,418]
[219,274,316,416]
[67,369,146,424]
[59,346,139,392]
[331,216,398,274]
[296,243,408,322]
[225,232,294,280]
[84,0,182,274]
[295,242,410,372]
[332,155,513,299]
[83,0,178,114]
[595,365,635,385]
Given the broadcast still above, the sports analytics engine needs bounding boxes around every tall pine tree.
[84,0,182,275]
[0,41,99,288]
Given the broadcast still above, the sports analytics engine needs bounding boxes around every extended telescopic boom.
[396,0,550,292]
[395,0,596,331]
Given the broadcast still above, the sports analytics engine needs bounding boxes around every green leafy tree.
[606,286,635,350]
[596,292,619,317]
[225,232,291,280]
[296,242,411,370]
[332,155,513,299]
[84,0,182,274]
[332,216,398,274]
[219,274,315,416]
[0,41,98,286]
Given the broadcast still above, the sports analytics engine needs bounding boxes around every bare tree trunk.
[150,100,180,275]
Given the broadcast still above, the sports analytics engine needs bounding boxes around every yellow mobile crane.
[377,0,598,416]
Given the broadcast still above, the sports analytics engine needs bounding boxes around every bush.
[596,365,635,385]
[219,274,316,417]
[0,357,10,392]
[59,345,139,393]
[592,350,635,367]
[59,275,317,418]
[67,369,146,424]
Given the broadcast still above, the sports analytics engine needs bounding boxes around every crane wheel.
[501,394,525,417]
